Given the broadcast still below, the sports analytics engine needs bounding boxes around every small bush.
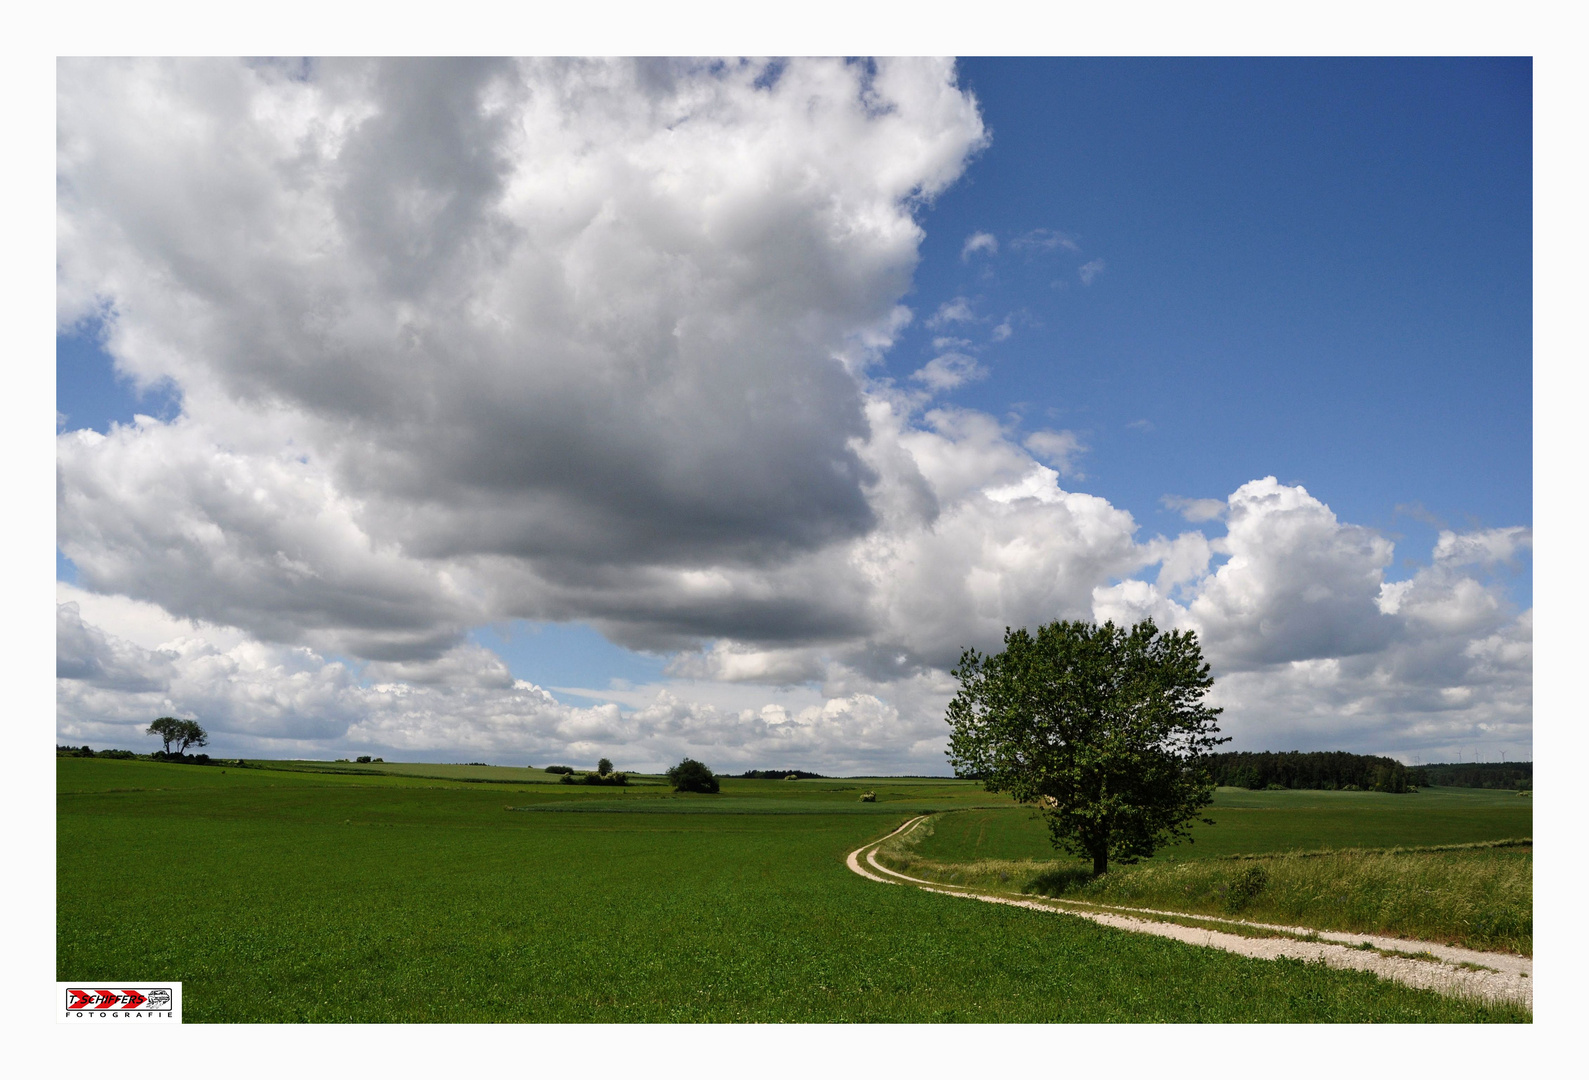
[1225,864,1269,913]
[373,757,384,763]
[561,772,629,786]
[667,758,719,793]
[859,791,877,802]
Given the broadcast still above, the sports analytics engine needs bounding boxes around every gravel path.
[847,816,1531,1011]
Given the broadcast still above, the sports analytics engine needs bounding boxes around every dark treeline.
[1419,761,1532,790]
[55,744,242,766]
[1208,751,1421,793]
[737,769,828,779]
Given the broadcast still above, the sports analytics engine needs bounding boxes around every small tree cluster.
[666,758,719,793]
[561,770,629,786]
[147,717,208,757]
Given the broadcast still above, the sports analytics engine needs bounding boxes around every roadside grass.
[58,758,1522,1023]
[877,816,1531,956]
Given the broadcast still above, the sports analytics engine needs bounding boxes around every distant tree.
[666,757,720,794]
[597,757,614,776]
[946,619,1226,876]
[147,717,208,757]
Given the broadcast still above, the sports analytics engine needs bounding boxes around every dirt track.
[846,815,1531,1011]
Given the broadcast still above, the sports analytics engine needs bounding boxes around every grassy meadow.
[876,787,1532,955]
[58,759,1528,1022]
[916,786,1532,862]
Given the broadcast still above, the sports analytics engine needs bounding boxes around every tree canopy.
[666,758,719,794]
[147,716,208,756]
[946,619,1225,875]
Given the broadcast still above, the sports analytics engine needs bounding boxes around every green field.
[58,759,1527,1022]
[916,786,1533,863]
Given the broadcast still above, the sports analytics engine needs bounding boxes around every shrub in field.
[1224,864,1269,912]
[544,765,575,774]
[859,791,877,802]
[562,771,629,786]
[667,758,719,793]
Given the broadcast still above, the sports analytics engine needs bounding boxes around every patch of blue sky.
[469,620,668,703]
[57,318,182,435]
[900,58,1530,607]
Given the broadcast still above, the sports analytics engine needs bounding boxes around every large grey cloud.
[59,57,986,654]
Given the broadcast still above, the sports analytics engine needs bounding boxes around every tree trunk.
[1092,849,1108,876]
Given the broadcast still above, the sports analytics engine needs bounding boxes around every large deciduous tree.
[946,620,1226,875]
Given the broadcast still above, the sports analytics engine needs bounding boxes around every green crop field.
[58,759,1526,1023]
[915,786,1532,863]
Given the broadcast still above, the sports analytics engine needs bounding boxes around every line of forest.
[1208,751,1532,792]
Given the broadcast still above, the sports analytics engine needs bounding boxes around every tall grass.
[876,831,1531,956]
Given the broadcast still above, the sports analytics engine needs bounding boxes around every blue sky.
[55,58,1532,767]
[896,57,1531,595]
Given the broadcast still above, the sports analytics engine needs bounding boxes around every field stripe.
[845,817,1532,1011]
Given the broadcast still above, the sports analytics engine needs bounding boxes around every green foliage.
[666,758,719,794]
[947,619,1225,875]
[1224,864,1269,913]
[56,758,1523,1022]
[147,716,208,756]
[737,769,828,779]
[1210,751,1421,793]
[543,765,575,774]
[561,771,629,786]
[356,755,372,763]
[597,757,613,776]
[859,791,877,802]
[1420,761,1533,790]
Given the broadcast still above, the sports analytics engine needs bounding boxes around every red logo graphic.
[65,988,164,1011]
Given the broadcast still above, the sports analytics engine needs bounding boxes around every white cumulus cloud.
[55,59,1529,770]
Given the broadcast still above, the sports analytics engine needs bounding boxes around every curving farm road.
[847,815,1531,1011]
